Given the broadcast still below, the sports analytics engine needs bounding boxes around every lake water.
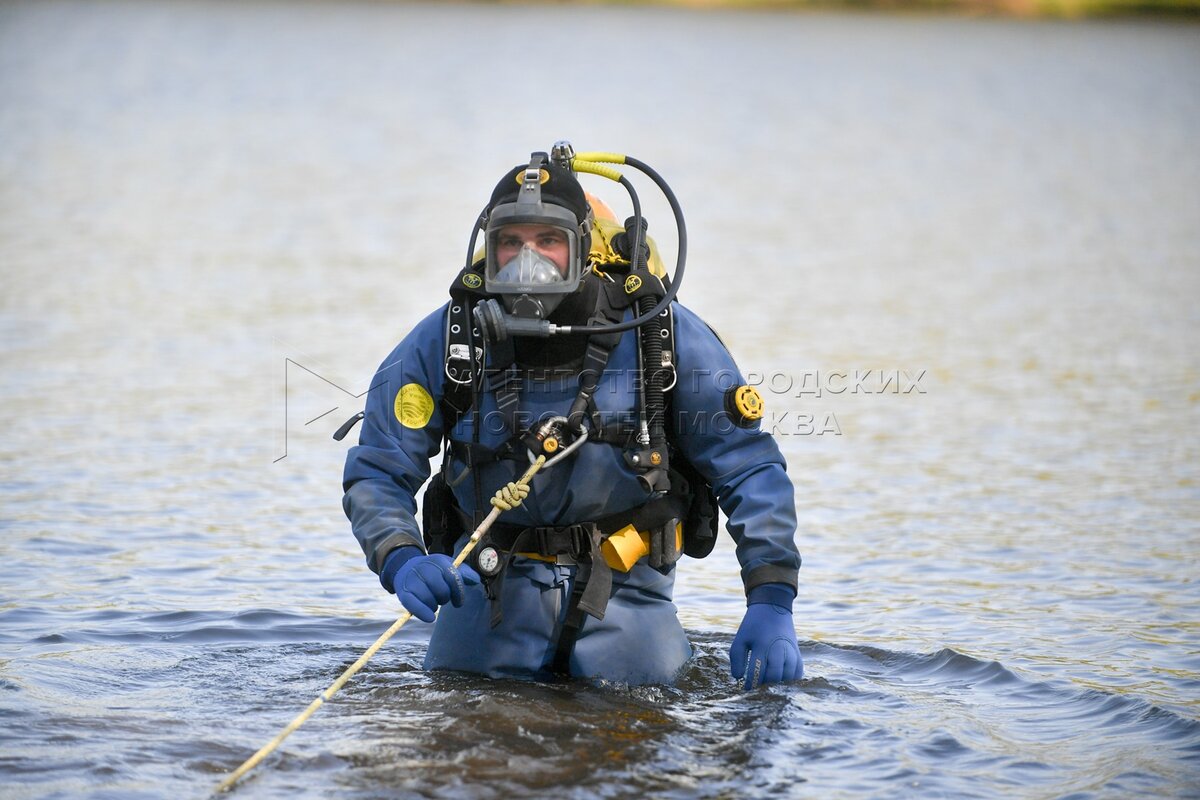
[1,1,1198,797]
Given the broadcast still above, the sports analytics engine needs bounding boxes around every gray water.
[2,1,1199,797]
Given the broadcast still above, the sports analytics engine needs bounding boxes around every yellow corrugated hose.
[213,456,547,794]
[572,158,624,182]
[572,152,627,183]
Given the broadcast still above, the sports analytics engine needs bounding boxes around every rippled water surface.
[2,2,1199,797]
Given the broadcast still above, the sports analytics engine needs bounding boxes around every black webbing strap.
[484,526,536,629]
[565,279,632,431]
[448,438,526,467]
[479,523,595,630]
[568,321,620,432]
[492,363,522,437]
[481,491,687,548]
[583,412,639,445]
[550,526,611,675]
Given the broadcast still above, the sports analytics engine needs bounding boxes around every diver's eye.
[497,235,522,249]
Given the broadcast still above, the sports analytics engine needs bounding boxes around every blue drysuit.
[342,301,800,685]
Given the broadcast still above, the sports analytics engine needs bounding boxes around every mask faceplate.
[495,244,564,287]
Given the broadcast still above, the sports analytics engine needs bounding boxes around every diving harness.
[336,143,717,674]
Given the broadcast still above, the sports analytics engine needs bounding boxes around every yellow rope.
[489,481,529,511]
[214,456,547,794]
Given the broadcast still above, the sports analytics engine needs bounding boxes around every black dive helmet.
[471,141,688,343]
[482,153,594,320]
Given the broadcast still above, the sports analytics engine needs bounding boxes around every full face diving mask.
[483,160,585,319]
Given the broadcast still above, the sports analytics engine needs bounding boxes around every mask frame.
[483,212,581,297]
[482,156,586,317]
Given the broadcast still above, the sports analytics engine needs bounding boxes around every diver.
[341,146,803,688]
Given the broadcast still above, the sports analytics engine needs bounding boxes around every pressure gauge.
[476,546,502,577]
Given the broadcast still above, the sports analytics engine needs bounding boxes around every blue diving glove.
[730,583,803,690]
[380,546,480,623]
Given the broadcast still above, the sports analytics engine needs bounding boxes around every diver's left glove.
[380,545,480,623]
[730,583,803,690]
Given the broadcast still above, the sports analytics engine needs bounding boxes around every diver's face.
[494,224,570,276]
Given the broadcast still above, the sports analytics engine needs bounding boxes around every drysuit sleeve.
[670,304,801,594]
[342,305,449,576]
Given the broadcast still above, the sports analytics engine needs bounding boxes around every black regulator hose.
[564,155,687,335]
[622,213,671,492]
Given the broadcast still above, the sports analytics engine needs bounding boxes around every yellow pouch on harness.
[519,523,683,572]
[601,523,684,572]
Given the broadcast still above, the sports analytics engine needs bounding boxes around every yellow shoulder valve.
[725,385,765,428]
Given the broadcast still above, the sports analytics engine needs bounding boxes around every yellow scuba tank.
[585,191,668,278]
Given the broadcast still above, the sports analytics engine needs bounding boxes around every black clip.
[332,411,365,441]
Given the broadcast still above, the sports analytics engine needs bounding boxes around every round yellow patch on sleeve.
[733,385,764,421]
[394,383,435,429]
[724,384,765,427]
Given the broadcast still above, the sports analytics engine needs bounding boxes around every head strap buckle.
[519,153,547,205]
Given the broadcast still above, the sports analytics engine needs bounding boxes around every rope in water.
[213,456,547,794]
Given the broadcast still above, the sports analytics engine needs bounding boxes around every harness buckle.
[532,526,554,556]
[528,524,593,562]
[567,524,593,557]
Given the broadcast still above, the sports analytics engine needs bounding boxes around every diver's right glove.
[380,546,480,623]
[730,583,803,690]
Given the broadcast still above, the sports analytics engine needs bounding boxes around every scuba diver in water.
[340,145,803,688]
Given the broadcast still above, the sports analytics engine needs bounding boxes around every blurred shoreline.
[473,0,1200,18]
